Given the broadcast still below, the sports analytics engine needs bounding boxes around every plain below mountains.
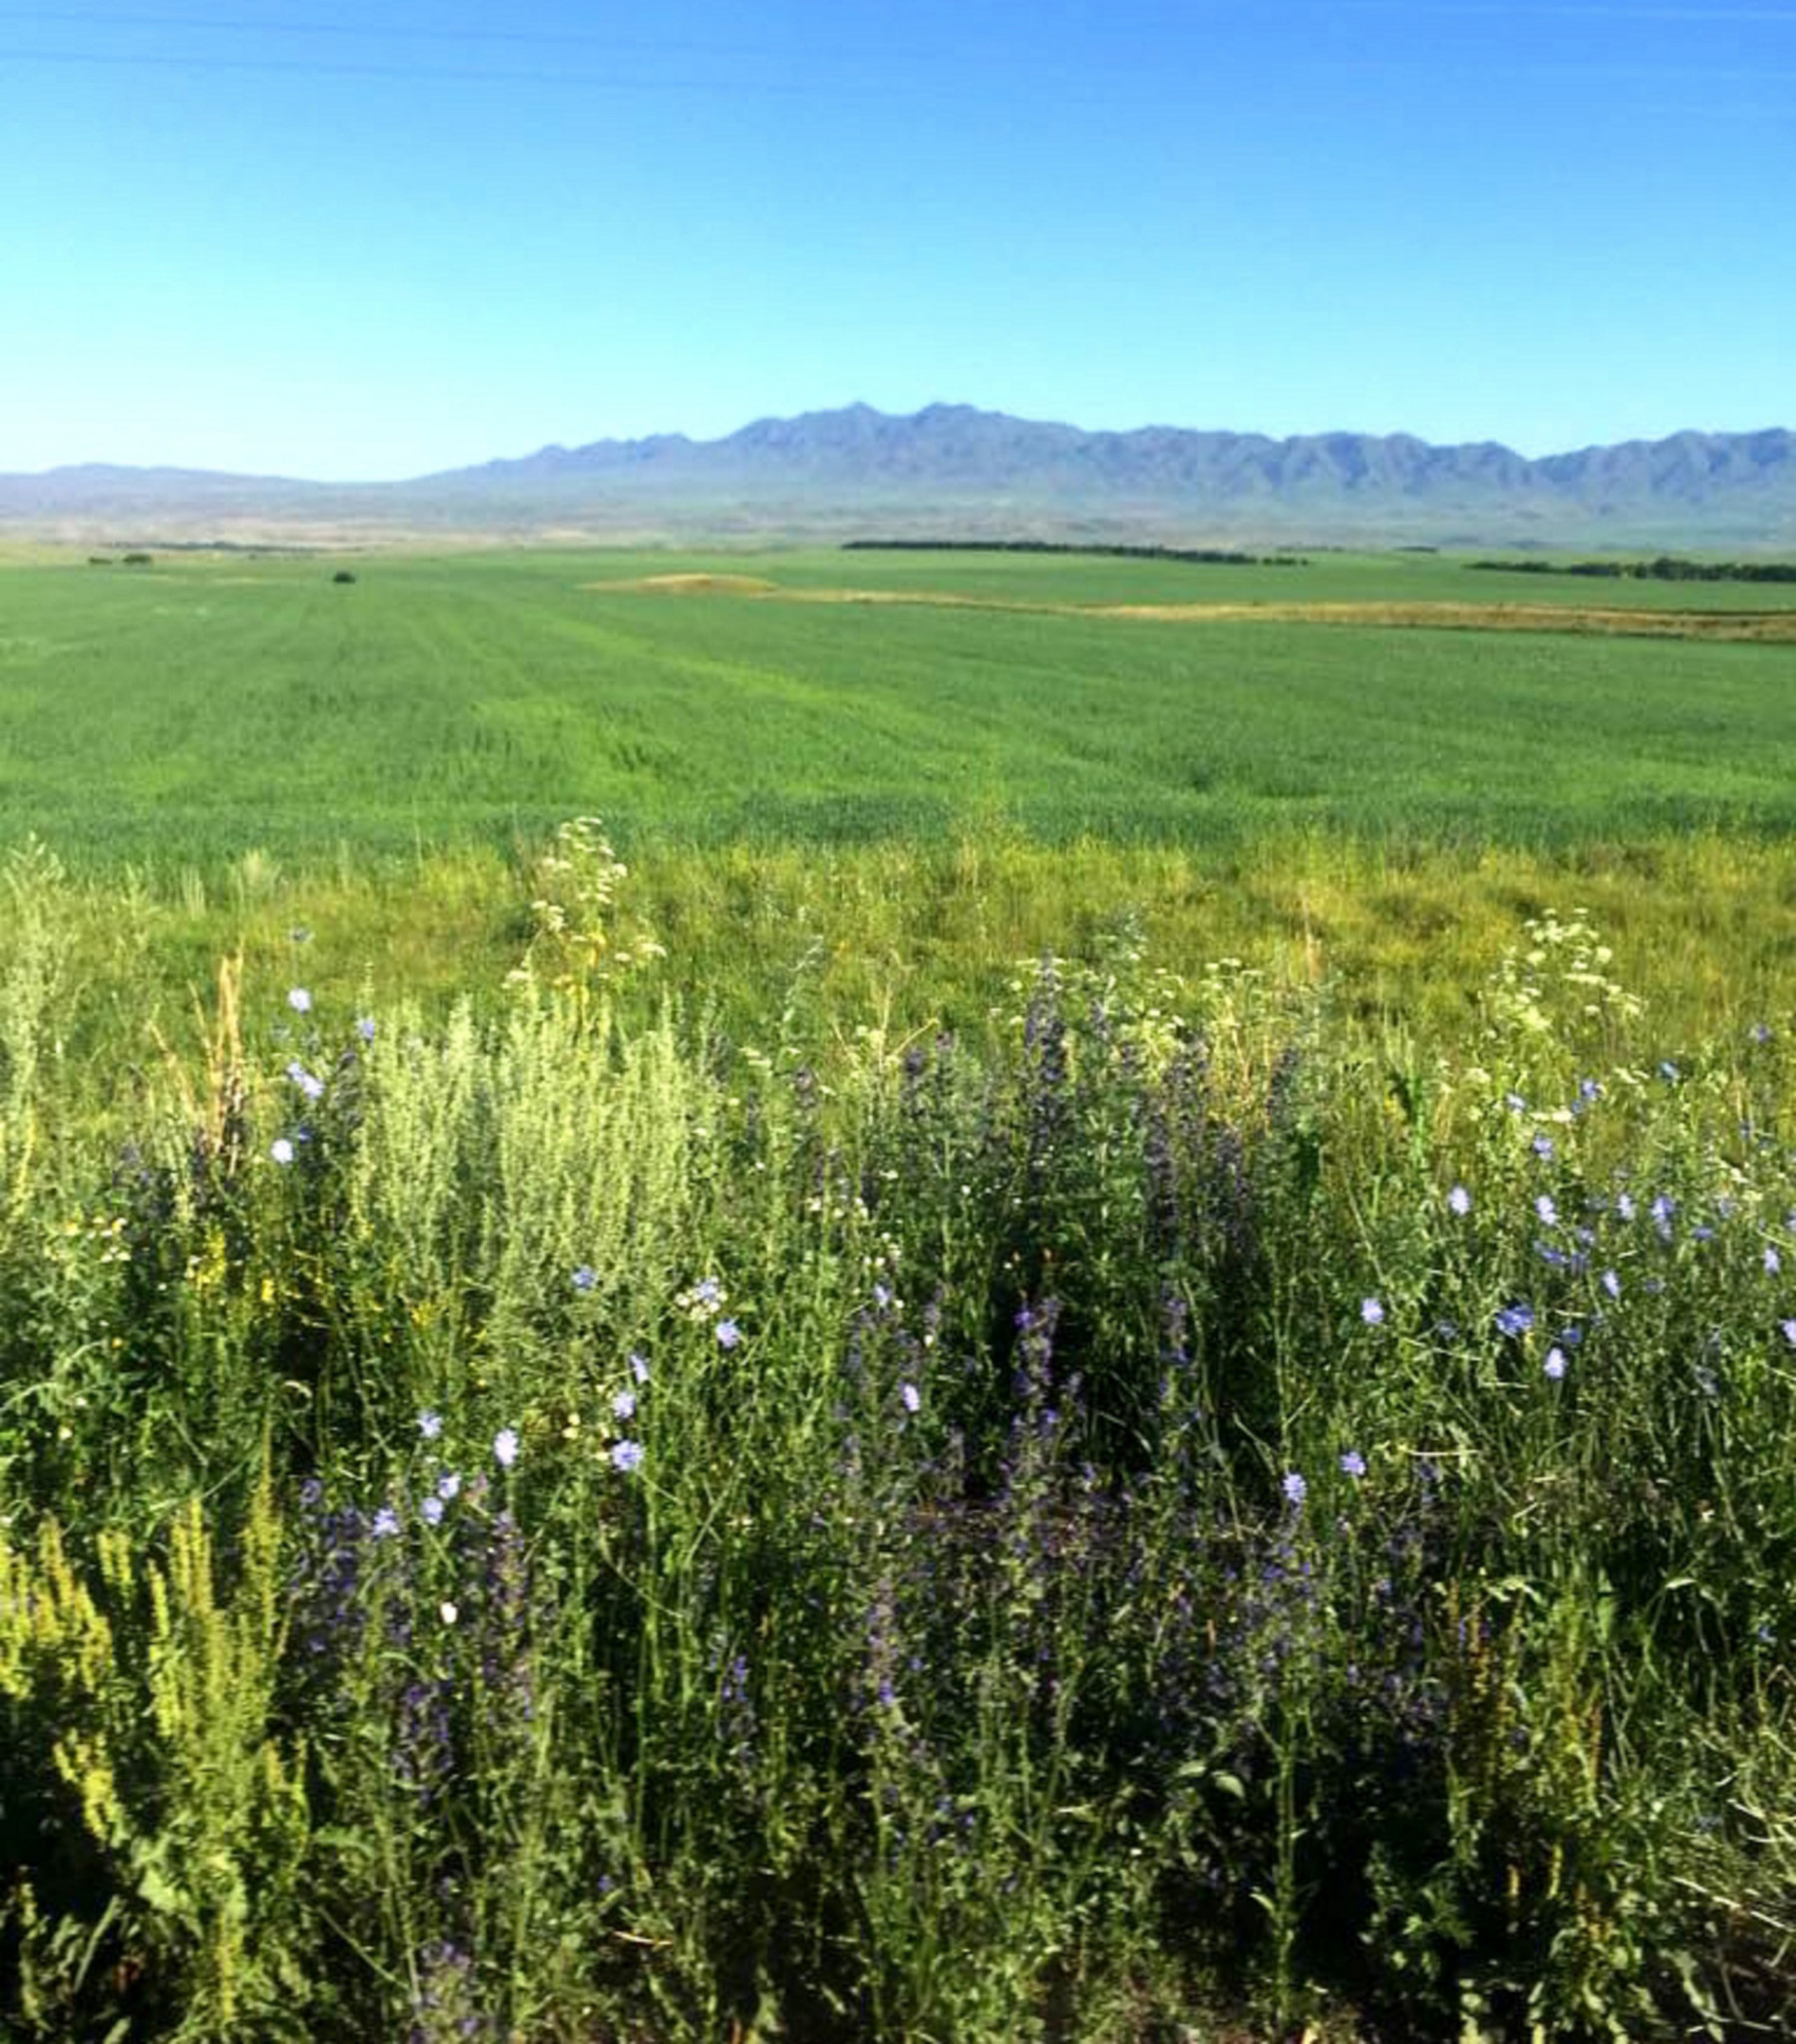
[5,403,1795,548]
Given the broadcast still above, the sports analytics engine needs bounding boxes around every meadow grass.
[3,547,1796,2037]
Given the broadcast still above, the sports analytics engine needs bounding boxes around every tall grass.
[2,836,1793,2039]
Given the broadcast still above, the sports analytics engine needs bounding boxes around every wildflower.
[1536,1194,1559,1227]
[1544,1347,1568,1380]
[1751,1022,1773,1045]
[1532,1134,1556,1162]
[611,1439,645,1473]
[900,1381,921,1414]
[692,1277,723,1308]
[1448,1184,1472,1217]
[1659,1060,1680,1083]
[1781,1319,1796,1348]
[1281,1470,1307,1507]
[355,1016,377,1043]
[1360,1296,1386,1326]
[417,1409,443,1440]
[439,1600,458,1626]
[715,1317,741,1349]
[1339,1449,1367,1479]
[422,1495,445,1527]
[1506,1092,1528,1113]
[872,1281,893,1309]
[493,1427,520,1469]
[1495,1302,1535,1337]
[372,1504,401,1538]
[1616,1191,1636,1223]
[270,1137,295,1166]
[1766,1246,1782,1276]
[612,1389,637,1421]
[572,1265,597,1292]
[287,987,312,1014]
[1601,1269,1622,1300]
[630,1351,651,1383]
[435,1471,461,1501]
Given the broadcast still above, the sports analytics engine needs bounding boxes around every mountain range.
[5,403,1795,548]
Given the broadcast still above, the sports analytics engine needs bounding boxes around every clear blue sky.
[5,1,1793,478]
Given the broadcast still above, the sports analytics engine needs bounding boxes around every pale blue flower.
[1281,1470,1307,1507]
[900,1381,921,1414]
[287,987,312,1014]
[1339,1449,1366,1478]
[417,1409,443,1440]
[1448,1184,1471,1217]
[612,1439,645,1473]
[1360,1296,1385,1326]
[612,1389,637,1421]
[270,1137,295,1166]
[1536,1194,1559,1227]
[493,1426,520,1468]
[1601,1268,1622,1300]
[572,1265,597,1292]
[371,1504,400,1537]
[1495,1302,1535,1337]
[435,1471,461,1501]
[1544,1347,1568,1380]
[715,1318,741,1349]
[630,1351,651,1383]
[422,1495,445,1527]
[285,1059,324,1102]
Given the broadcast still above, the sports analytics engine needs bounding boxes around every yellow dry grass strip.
[598,574,1796,643]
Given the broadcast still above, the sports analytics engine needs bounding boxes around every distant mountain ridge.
[5,404,1795,547]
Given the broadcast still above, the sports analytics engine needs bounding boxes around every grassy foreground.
[3,825,1795,2041]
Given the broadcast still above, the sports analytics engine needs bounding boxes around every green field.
[6,545,1796,867]
[4,546,1796,2041]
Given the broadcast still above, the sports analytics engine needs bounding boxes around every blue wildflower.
[1544,1347,1568,1380]
[417,1409,443,1440]
[1536,1194,1559,1227]
[493,1427,520,1469]
[1495,1302,1535,1338]
[612,1389,636,1421]
[1448,1184,1472,1217]
[572,1265,597,1292]
[1360,1296,1386,1326]
[1601,1269,1621,1300]
[1281,1471,1308,1507]
[612,1440,645,1473]
[372,1504,401,1538]
[287,987,312,1014]
[715,1318,741,1349]
[1339,1449,1367,1479]
[270,1137,295,1166]
[900,1381,921,1414]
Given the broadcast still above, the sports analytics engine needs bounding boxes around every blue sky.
[5,0,1793,477]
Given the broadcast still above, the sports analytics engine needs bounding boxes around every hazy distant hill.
[5,404,1795,547]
